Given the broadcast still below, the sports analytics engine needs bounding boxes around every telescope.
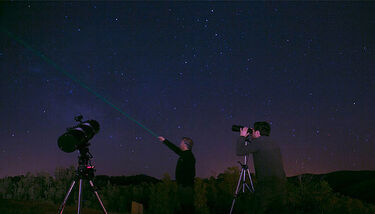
[56,116,108,214]
[57,115,100,153]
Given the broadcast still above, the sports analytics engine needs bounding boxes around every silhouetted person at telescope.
[236,121,287,213]
[158,136,195,213]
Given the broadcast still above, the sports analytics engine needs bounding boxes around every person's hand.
[240,127,249,137]
[158,136,165,142]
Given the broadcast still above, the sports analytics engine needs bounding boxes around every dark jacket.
[163,139,196,187]
[236,136,286,180]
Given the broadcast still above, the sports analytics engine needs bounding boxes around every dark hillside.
[288,171,375,204]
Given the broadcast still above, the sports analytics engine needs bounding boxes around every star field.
[0,2,374,178]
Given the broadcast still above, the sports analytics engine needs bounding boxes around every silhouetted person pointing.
[158,136,196,213]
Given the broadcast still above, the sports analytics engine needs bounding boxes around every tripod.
[58,147,108,214]
[229,155,254,214]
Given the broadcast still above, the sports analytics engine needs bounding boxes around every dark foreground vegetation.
[0,198,110,214]
[0,166,374,214]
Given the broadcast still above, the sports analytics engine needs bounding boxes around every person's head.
[252,121,271,138]
[180,137,194,151]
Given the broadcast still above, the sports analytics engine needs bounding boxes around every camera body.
[231,125,253,134]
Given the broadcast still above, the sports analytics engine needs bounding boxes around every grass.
[0,198,124,214]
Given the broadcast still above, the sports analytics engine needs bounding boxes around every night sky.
[1,2,374,179]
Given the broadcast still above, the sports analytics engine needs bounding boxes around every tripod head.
[76,146,95,180]
[238,155,249,170]
[237,161,248,170]
[78,147,93,164]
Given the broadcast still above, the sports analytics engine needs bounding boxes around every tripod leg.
[89,180,108,214]
[78,179,83,214]
[58,180,76,214]
[243,169,253,192]
[246,169,255,192]
[242,168,247,193]
[230,169,244,214]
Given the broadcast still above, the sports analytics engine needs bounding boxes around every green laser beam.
[1,27,159,138]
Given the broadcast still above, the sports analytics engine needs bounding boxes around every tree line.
[0,166,374,214]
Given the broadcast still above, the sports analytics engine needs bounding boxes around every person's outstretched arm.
[158,136,183,156]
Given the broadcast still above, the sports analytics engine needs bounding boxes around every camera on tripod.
[230,125,255,214]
